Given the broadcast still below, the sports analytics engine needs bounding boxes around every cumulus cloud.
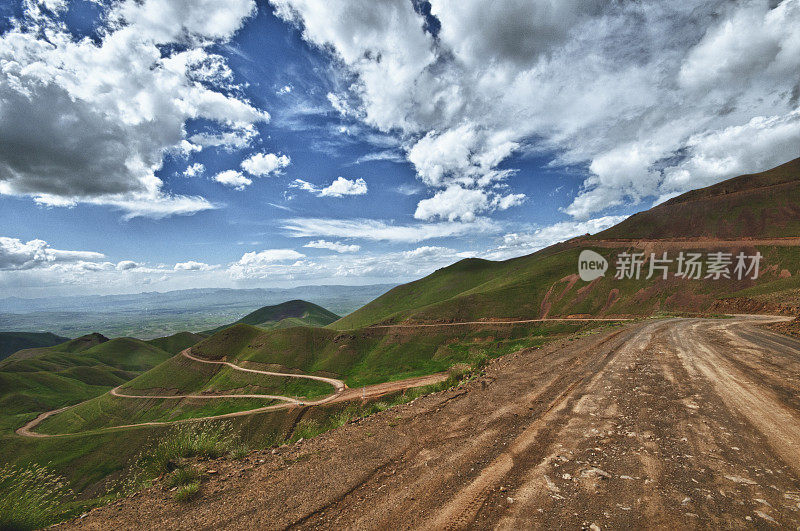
[173,260,216,271]
[0,236,105,270]
[116,260,139,271]
[241,152,291,176]
[238,249,305,265]
[273,0,800,220]
[414,185,525,222]
[183,163,205,178]
[0,0,266,218]
[213,170,252,191]
[289,177,368,197]
[303,240,360,253]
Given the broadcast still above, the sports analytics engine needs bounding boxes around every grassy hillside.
[193,319,603,388]
[333,161,800,330]
[0,332,69,361]
[595,157,800,239]
[0,337,172,433]
[204,300,340,335]
[145,331,205,355]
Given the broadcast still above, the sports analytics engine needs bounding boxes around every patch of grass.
[173,481,200,502]
[0,463,74,530]
[290,419,325,442]
[134,421,239,481]
[165,466,201,489]
[228,443,250,460]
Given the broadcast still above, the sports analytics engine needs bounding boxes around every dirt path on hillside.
[370,317,631,328]
[63,315,800,529]
[17,321,626,438]
[18,349,442,438]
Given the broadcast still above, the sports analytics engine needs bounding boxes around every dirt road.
[17,349,448,438]
[65,316,800,529]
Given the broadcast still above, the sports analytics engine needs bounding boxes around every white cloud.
[0,236,105,270]
[413,186,526,222]
[320,177,368,197]
[414,186,489,222]
[303,240,360,253]
[289,177,368,197]
[213,170,252,191]
[116,260,139,271]
[238,249,305,265]
[281,217,501,243]
[0,0,266,218]
[277,85,293,95]
[183,163,205,178]
[174,260,216,271]
[273,0,800,220]
[240,152,291,176]
[481,215,628,260]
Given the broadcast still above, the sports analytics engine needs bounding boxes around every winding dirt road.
[65,315,800,529]
[18,349,426,438]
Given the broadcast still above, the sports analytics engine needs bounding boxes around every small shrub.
[165,466,201,489]
[0,463,74,530]
[173,481,200,502]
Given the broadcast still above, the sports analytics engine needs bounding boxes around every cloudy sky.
[1,0,798,297]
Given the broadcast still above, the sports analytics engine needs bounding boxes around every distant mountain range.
[0,285,395,315]
[0,284,395,339]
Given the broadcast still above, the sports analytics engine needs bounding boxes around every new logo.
[578,250,608,282]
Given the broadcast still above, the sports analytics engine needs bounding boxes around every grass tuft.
[0,463,74,530]
[173,481,200,502]
[165,466,201,489]
[228,443,250,460]
[131,421,240,486]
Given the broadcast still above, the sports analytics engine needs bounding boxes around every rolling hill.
[0,331,69,361]
[0,334,182,433]
[203,300,340,335]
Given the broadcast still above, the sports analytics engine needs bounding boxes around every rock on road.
[64,316,800,529]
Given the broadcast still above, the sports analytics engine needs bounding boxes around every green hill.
[0,332,70,361]
[0,336,172,433]
[332,160,800,330]
[204,300,340,334]
[192,320,596,388]
[145,331,205,355]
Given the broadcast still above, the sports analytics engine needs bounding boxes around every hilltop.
[595,157,800,239]
[0,331,69,361]
[203,300,340,335]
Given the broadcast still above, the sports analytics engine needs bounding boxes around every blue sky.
[1,0,798,297]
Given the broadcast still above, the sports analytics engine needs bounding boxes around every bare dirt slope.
[64,316,800,529]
